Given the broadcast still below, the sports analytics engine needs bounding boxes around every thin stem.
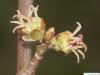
[18,0,33,15]
[30,44,47,75]
[17,44,47,75]
[17,1,48,75]
[17,0,33,74]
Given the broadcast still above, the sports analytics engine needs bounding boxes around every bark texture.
[17,44,47,75]
[17,0,33,74]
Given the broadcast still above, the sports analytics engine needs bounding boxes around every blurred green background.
[0,0,100,75]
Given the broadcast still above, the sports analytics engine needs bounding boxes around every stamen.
[81,42,87,52]
[72,22,82,36]
[72,49,80,63]
[12,14,18,19]
[13,25,25,33]
[32,5,39,18]
[10,21,21,25]
[77,49,85,59]
[17,10,21,15]
[27,5,34,17]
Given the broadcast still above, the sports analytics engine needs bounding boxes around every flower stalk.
[17,44,47,75]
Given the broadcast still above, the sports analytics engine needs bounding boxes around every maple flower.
[50,22,87,63]
[10,5,45,41]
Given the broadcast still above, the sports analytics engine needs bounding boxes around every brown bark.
[16,0,33,74]
[16,1,48,75]
[17,44,47,75]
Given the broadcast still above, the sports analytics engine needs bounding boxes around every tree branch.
[17,44,47,75]
[16,0,33,74]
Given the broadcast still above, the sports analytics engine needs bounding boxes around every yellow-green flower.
[50,22,87,63]
[10,5,45,41]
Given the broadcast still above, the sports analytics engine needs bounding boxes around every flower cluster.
[10,5,45,41]
[10,5,87,63]
[50,22,87,63]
